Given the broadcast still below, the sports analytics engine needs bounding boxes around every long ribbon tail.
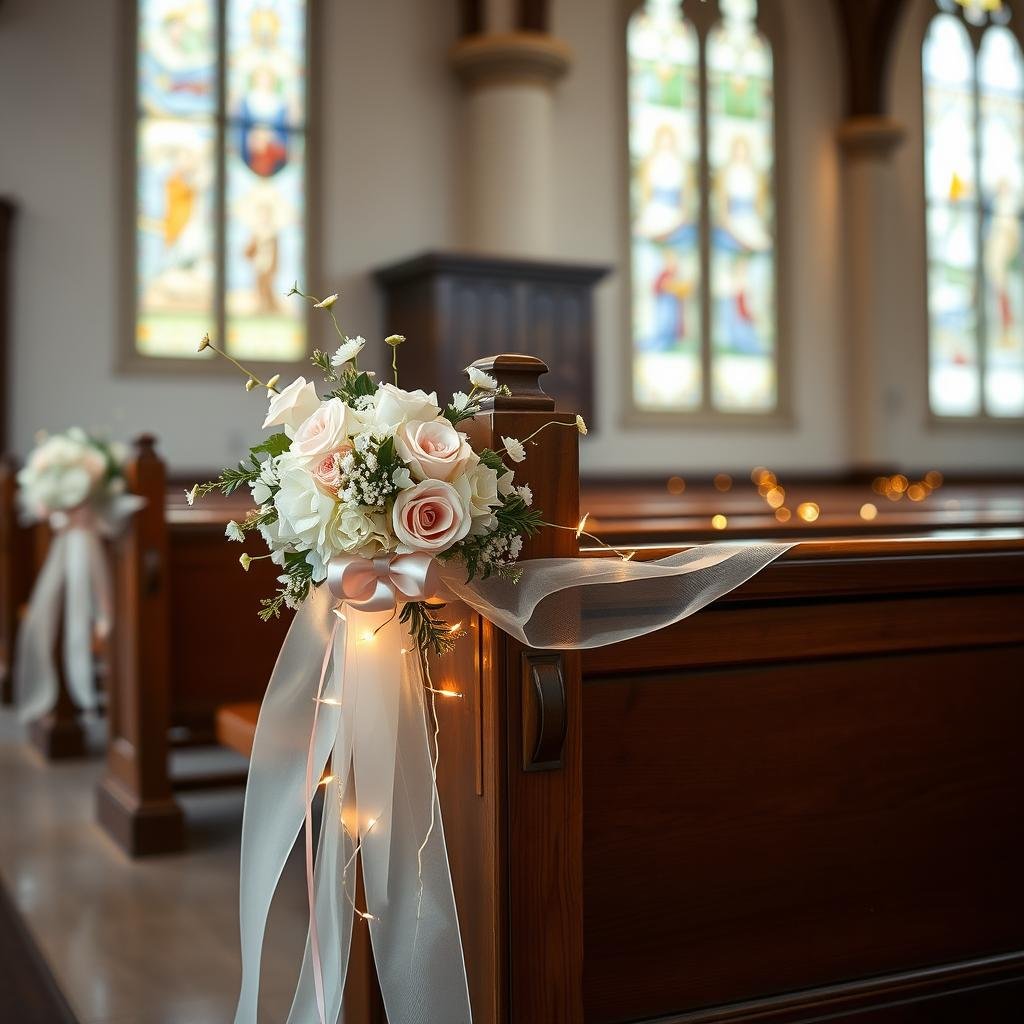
[234,585,342,1024]
[62,528,100,711]
[356,613,472,1024]
[14,533,69,723]
[287,626,358,1024]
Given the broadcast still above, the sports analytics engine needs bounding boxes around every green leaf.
[477,449,507,474]
[250,433,290,458]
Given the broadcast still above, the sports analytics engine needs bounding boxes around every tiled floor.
[0,711,310,1024]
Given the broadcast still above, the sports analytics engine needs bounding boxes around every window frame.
[921,2,1024,425]
[621,0,790,428]
[118,0,318,377]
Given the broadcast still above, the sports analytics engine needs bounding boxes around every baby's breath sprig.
[197,333,280,394]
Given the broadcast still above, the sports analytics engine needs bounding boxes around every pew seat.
[215,701,259,759]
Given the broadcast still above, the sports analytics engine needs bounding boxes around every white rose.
[325,505,390,558]
[497,470,515,497]
[394,418,478,482]
[289,398,353,464]
[373,383,441,429]
[262,377,321,437]
[274,456,336,554]
[392,478,472,553]
[464,464,501,535]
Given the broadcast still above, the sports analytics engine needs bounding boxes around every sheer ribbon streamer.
[14,498,142,723]
[235,541,791,1024]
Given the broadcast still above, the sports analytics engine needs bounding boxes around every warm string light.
[427,686,464,699]
[859,502,878,521]
[711,514,729,530]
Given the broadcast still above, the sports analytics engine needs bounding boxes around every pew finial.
[468,354,555,412]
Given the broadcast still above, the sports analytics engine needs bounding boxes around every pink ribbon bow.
[326,552,442,613]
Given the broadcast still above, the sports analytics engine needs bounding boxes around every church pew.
[96,436,291,856]
[213,355,1024,1022]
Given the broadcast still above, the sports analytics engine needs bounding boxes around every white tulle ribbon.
[234,541,792,1024]
[14,497,143,723]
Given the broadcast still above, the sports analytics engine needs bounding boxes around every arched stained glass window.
[628,0,778,416]
[134,0,309,365]
[924,5,1024,417]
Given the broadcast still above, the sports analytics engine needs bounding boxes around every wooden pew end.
[215,702,259,760]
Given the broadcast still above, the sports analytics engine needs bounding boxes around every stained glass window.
[628,0,777,415]
[924,7,1024,417]
[134,0,309,363]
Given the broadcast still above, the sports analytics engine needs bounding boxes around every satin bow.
[327,552,441,613]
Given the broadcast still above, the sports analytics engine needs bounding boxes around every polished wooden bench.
[215,701,258,759]
[211,355,1024,1022]
[95,437,291,855]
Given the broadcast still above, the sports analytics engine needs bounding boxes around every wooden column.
[424,354,584,1024]
[96,436,184,856]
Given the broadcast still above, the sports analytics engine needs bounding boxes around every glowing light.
[859,503,878,521]
[365,816,379,832]
[925,470,944,489]
[575,513,590,539]
[315,696,342,707]
[765,486,785,508]
[796,502,820,523]
[667,475,686,495]
[448,622,463,634]
[750,466,769,484]
[713,473,733,492]
[774,507,791,523]
[400,648,410,655]
[622,550,636,562]
[711,514,728,530]
[428,687,464,699]
[889,474,909,494]
[318,774,335,787]
[907,484,927,502]
[871,476,889,495]
[360,630,375,644]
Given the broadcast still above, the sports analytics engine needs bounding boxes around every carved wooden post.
[96,435,184,855]
[415,354,584,1024]
[478,355,583,1024]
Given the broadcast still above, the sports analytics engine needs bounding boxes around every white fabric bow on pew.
[15,497,143,723]
[235,541,791,1024]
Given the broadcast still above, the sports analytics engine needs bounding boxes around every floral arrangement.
[18,428,129,522]
[189,289,586,656]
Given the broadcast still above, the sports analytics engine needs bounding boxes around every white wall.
[0,0,461,473]
[2,0,1018,477]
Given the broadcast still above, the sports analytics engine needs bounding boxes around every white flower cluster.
[252,373,525,584]
[17,428,126,521]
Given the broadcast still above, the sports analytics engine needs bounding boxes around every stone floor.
[0,711,310,1024]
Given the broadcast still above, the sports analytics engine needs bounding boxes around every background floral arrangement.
[18,429,129,522]
[190,289,585,656]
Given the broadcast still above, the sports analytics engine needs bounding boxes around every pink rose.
[310,445,351,497]
[290,398,352,463]
[394,418,477,482]
[392,479,471,553]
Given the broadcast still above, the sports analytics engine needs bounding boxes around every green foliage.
[477,448,507,474]
[250,432,290,458]
[400,600,458,657]
[496,493,544,537]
